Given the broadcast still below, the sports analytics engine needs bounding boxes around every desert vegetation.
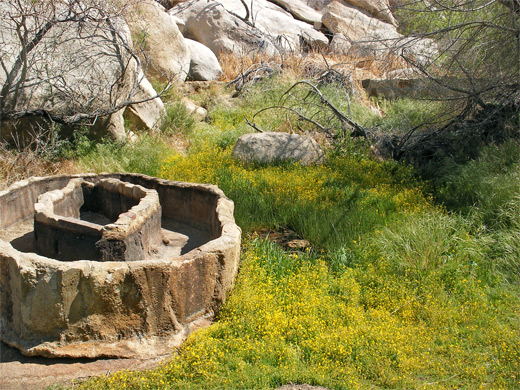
[11,62,513,389]
[1,0,519,388]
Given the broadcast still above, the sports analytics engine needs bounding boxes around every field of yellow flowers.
[74,77,519,390]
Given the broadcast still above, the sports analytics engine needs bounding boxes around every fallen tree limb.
[252,105,330,134]
[281,81,367,138]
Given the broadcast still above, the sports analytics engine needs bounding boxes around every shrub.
[159,101,196,136]
[77,135,174,177]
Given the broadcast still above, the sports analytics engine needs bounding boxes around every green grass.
[75,134,174,177]
[434,140,520,228]
[80,237,519,390]
[373,98,449,134]
[68,78,519,390]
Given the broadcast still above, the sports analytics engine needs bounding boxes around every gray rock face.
[169,0,434,63]
[346,0,397,26]
[272,0,396,26]
[0,3,134,115]
[170,0,327,54]
[171,1,279,56]
[216,0,328,51]
[182,97,208,121]
[330,33,352,55]
[268,0,323,24]
[233,132,325,165]
[322,1,399,43]
[186,39,223,81]
[127,1,191,82]
[0,2,165,141]
[322,1,436,63]
[126,71,166,131]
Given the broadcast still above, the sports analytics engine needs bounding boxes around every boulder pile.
[0,0,435,140]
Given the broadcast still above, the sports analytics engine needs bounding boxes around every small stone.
[286,239,311,250]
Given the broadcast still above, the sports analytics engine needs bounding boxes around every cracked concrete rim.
[0,173,241,360]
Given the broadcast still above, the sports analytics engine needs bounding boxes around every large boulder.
[322,1,399,43]
[215,0,328,52]
[170,0,327,54]
[233,132,325,165]
[127,1,191,82]
[322,1,436,62]
[302,0,333,8]
[0,2,160,141]
[170,1,279,56]
[186,39,223,81]
[181,97,208,121]
[270,0,395,26]
[345,0,397,26]
[329,33,352,55]
[125,72,166,130]
[268,0,323,25]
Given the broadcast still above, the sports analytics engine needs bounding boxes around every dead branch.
[250,105,331,135]
[281,81,367,138]
[226,63,276,94]
[244,116,264,133]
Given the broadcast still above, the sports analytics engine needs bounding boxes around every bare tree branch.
[0,0,175,132]
[281,81,367,137]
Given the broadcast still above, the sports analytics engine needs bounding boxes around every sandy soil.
[0,342,169,390]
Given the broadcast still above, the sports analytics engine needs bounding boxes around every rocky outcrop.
[267,0,323,25]
[94,110,128,142]
[322,1,399,43]
[233,132,325,165]
[330,33,352,55]
[346,0,397,26]
[169,0,435,64]
[170,0,327,54]
[216,0,328,51]
[361,75,445,99]
[186,39,223,81]
[181,97,208,121]
[269,0,395,26]
[127,1,191,82]
[126,72,166,131]
[171,1,279,56]
[0,2,167,141]
[301,0,333,8]
[322,1,436,62]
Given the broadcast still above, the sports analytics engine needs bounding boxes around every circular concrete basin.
[0,173,241,358]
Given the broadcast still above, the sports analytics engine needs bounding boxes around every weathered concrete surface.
[33,178,163,262]
[0,174,241,359]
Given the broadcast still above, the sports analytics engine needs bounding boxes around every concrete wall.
[0,174,241,358]
[0,173,221,235]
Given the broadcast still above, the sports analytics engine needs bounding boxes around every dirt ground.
[0,341,169,390]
